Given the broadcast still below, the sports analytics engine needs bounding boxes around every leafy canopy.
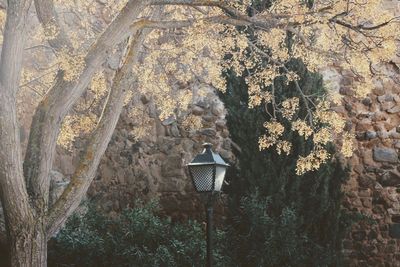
[4,0,398,174]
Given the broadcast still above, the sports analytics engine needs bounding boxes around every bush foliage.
[48,201,228,267]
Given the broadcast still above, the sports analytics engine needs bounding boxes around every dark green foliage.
[232,193,319,266]
[48,201,228,267]
[219,59,350,267]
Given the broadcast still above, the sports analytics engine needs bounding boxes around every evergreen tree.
[219,59,349,267]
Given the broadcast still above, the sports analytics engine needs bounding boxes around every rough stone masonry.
[84,64,400,266]
[85,85,235,222]
[334,65,400,266]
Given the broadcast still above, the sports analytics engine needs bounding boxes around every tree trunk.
[8,220,47,267]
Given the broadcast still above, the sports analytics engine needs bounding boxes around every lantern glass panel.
[214,165,226,192]
[190,165,214,192]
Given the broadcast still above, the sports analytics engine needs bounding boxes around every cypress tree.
[219,58,349,267]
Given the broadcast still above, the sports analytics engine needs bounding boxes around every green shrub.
[48,201,229,267]
[225,190,345,267]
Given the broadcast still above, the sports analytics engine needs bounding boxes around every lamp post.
[187,143,229,267]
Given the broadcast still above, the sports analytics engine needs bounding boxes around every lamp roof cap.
[188,143,229,167]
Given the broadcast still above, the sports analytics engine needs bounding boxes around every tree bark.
[24,0,147,214]
[0,0,47,266]
[8,219,47,267]
[47,28,149,236]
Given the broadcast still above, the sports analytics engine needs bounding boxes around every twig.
[19,70,57,88]
[247,41,314,126]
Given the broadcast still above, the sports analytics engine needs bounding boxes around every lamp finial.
[203,143,212,149]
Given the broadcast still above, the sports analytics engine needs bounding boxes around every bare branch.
[330,15,399,32]
[46,29,147,237]
[139,15,251,29]
[150,0,286,29]
[19,69,57,89]
[248,42,314,126]
[151,0,237,15]
[25,44,56,54]
[24,0,148,214]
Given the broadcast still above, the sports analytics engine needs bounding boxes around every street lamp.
[187,143,229,267]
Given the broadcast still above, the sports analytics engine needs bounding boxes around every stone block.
[356,118,372,131]
[362,97,372,106]
[390,131,400,139]
[392,215,400,223]
[200,128,217,137]
[371,111,388,122]
[372,87,385,96]
[215,120,226,131]
[388,105,400,114]
[340,86,354,96]
[99,164,114,182]
[170,124,181,137]
[381,101,396,111]
[191,105,205,116]
[379,171,400,187]
[377,130,389,139]
[161,155,183,177]
[365,130,377,140]
[352,230,367,241]
[162,116,176,126]
[211,100,224,116]
[358,174,376,189]
[158,178,181,192]
[373,147,398,163]
[361,198,372,208]
[378,94,394,103]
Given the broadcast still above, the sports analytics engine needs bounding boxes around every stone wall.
[45,65,400,265]
[83,87,235,221]
[333,67,400,266]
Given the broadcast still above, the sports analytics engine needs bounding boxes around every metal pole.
[206,203,213,267]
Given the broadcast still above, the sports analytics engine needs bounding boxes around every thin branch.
[25,44,57,54]
[248,42,314,126]
[271,83,277,119]
[19,69,57,89]
[139,15,251,29]
[26,84,44,97]
[150,0,285,29]
[46,29,147,237]
[150,0,242,17]
[191,6,208,15]
[330,16,399,32]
